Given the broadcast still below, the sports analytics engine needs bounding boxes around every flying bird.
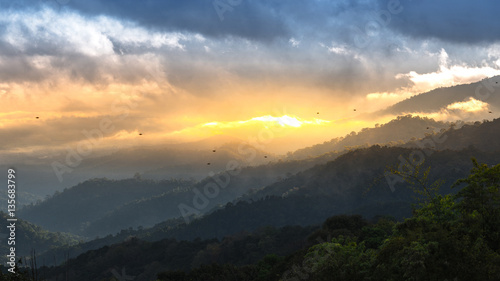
[353,109,356,111]
[317,112,319,114]
[207,163,211,165]
[139,133,142,135]
[489,111,493,113]
[264,156,268,158]
[35,117,39,119]
[213,150,216,152]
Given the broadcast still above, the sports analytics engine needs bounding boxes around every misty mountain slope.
[377,76,500,116]
[20,116,500,238]
[92,146,500,243]
[0,212,81,264]
[34,145,500,267]
[142,141,275,180]
[0,137,274,198]
[17,178,195,234]
[159,146,500,242]
[17,153,323,237]
[404,117,500,152]
[39,223,319,281]
[90,146,500,245]
[80,157,331,237]
[288,115,451,159]
[88,117,500,239]
[0,189,40,212]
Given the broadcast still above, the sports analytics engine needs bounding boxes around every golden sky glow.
[203,115,330,129]
[1,3,500,157]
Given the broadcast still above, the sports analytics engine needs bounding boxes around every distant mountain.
[0,137,274,198]
[377,75,500,116]
[17,178,195,235]
[17,154,328,237]
[31,116,500,267]
[142,140,274,180]
[287,115,452,159]
[38,222,319,281]
[18,117,500,238]
[35,145,500,269]
[404,117,500,152]
[0,212,81,265]
[173,146,499,241]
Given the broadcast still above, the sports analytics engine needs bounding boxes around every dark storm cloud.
[64,0,290,41]
[380,0,500,43]
[7,0,500,44]
[1,0,378,42]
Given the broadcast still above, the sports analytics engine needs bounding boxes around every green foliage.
[0,212,81,266]
[285,158,500,281]
[372,159,500,281]
[386,156,444,202]
[452,158,500,251]
[301,236,375,281]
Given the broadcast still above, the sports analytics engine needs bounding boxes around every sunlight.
[447,97,488,112]
[202,115,330,129]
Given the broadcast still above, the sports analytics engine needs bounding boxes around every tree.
[386,156,443,203]
[452,158,500,251]
[301,236,374,281]
[373,159,500,280]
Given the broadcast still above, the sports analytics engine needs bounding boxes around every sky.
[1,0,500,155]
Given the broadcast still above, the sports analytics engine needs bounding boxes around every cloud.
[384,0,500,44]
[395,48,500,95]
[289,38,300,47]
[325,43,351,56]
[2,0,500,155]
[60,0,291,42]
[0,8,188,56]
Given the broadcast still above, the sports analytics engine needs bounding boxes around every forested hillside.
[0,212,81,265]
[11,159,498,280]
[377,75,500,116]
[12,116,500,270]
[17,178,195,235]
[18,156,324,237]
[30,145,500,269]
[404,118,500,152]
[287,115,452,159]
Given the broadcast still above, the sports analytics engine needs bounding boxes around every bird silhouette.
[489,111,493,113]
[35,117,39,119]
[207,163,211,165]
[317,112,319,114]
[353,109,356,111]
[213,150,216,152]
[264,156,267,158]
[139,133,142,135]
